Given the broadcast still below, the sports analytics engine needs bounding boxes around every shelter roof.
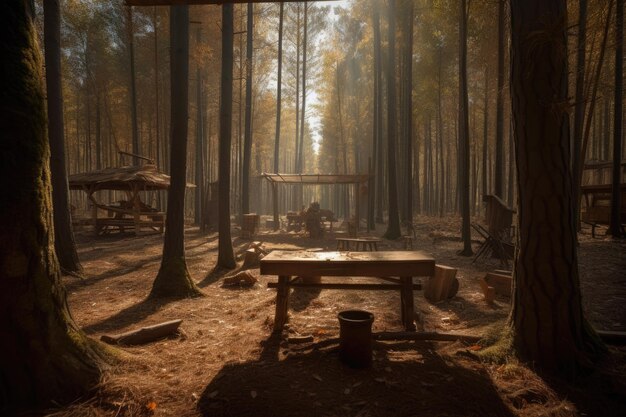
[69,165,181,192]
[261,173,371,185]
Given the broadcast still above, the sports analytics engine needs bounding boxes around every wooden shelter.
[580,160,626,236]
[261,173,371,233]
[69,165,187,235]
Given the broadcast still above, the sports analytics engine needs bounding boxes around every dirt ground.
[39,216,626,417]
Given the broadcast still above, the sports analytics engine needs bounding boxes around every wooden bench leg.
[273,275,290,333]
[400,277,416,331]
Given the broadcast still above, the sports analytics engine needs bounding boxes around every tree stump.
[424,265,459,303]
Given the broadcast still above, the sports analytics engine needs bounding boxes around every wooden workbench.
[260,250,435,332]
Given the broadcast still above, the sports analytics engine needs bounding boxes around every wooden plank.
[100,319,182,345]
[267,282,422,290]
[127,0,331,5]
[597,330,626,345]
[260,250,435,277]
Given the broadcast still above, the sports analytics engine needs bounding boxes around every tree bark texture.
[242,2,253,217]
[572,0,587,230]
[373,2,384,224]
[509,0,605,374]
[458,0,473,255]
[610,0,623,236]
[272,2,284,231]
[44,0,82,275]
[217,3,237,268]
[384,0,401,239]
[127,6,140,165]
[0,1,108,409]
[494,0,505,198]
[151,5,202,298]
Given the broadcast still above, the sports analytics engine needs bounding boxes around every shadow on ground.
[197,335,515,417]
[81,297,168,334]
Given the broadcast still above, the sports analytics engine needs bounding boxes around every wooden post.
[355,183,360,235]
[400,276,416,331]
[274,275,290,332]
[87,188,98,236]
[131,185,140,235]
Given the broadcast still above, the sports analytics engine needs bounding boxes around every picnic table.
[260,250,435,332]
[335,237,382,251]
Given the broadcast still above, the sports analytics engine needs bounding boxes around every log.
[597,330,626,345]
[100,319,183,346]
[483,272,512,297]
[424,265,459,303]
[222,270,258,287]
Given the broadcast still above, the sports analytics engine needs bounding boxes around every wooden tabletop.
[335,237,382,242]
[260,250,435,277]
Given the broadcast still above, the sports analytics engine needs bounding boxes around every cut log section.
[424,265,459,303]
[480,272,512,303]
[100,319,183,346]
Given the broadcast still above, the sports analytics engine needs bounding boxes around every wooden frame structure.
[126,0,330,5]
[69,165,189,236]
[261,173,371,233]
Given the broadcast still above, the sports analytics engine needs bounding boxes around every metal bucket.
[338,310,374,368]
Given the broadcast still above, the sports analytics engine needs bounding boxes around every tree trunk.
[384,0,401,239]
[494,0,505,198]
[403,0,414,226]
[44,0,82,275]
[508,0,605,374]
[437,47,444,217]
[127,6,140,165]
[572,0,587,231]
[373,2,384,224]
[458,0,473,256]
[217,3,237,269]
[482,66,489,205]
[195,28,204,226]
[150,6,202,298]
[298,3,308,209]
[610,0,623,236]
[272,2,284,231]
[242,3,253,217]
[0,1,109,408]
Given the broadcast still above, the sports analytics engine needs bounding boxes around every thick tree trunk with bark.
[572,0,587,230]
[508,0,605,374]
[0,1,109,409]
[610,0,623,236]
[217,4,237,269]
[150,6,202,298]
[44,0,82,275]
[384,0,401,239]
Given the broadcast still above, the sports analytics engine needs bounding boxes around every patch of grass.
[477,324,515,364]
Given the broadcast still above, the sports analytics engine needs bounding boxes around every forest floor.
[42,215,626,417]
